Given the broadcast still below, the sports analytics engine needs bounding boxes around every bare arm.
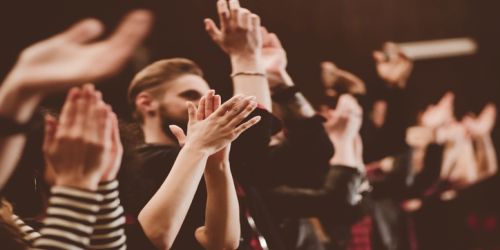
[0,10,152,189]
[138,144,210,250]
[205,0,272,110]
[139,93,259,250]
[196,161,240,250]
[0,85,41,189]
[196,92,240,250]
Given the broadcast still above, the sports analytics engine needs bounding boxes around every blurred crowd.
[0,1,497,250]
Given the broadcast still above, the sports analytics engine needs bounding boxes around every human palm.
[5,10,152,94]
[463,104,497,137]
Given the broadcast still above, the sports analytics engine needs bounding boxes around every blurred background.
[0,0,499,249]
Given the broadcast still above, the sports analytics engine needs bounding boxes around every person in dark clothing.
[121,1,368,249]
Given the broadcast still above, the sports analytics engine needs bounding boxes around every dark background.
[1,0,499,248]
[0,0,499,117]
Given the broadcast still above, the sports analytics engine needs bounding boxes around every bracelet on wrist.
[230,71,267,78]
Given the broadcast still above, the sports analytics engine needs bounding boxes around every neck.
[142,118,178,146]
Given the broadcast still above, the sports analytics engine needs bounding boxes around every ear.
[136,92,159,117]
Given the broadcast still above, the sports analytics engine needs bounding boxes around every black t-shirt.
[118,108,280,250]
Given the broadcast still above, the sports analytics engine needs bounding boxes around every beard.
[158,105,188,144]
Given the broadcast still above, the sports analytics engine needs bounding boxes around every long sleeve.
[32,185,103,250]
[265,115,334,187]
[262,165,364,222]
[89,180,126,250]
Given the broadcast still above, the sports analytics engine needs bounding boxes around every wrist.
[182,143,212,158]
[205,161,231,175]
[55,175,100,191]
[230,54,265,73]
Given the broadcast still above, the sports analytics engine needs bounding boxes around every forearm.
[138,145,209,250]
[196,162,240,250]
[231,55,272,111]
[474,135,498,178]
[0,83,42,189]
[265,165,363,219]
[329,138,358,169]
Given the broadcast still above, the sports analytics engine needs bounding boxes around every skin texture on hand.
[2,10,153,96]
[205,0,263,63]
[205,0,272,111]
[420,92,455,130]
[0,10,151,189]
[373,42,413,89]
[321,61,366,97]
[139,91,257,250]
[323,94,363,168]
[43,85,118,190]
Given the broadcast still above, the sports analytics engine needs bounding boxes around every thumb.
[169,125,187,146]
[204,18,221,42]
[373,51,386,63]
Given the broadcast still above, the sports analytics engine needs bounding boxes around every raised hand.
[323,95,363,142]
[420,92,455,129]
[100,112,124,182]
[260,28,289,88]
[169,91,232,164]
[43,85,115,190]
[3,10,153,95]
[205,0,262,61]
[323,95,363,167]
[373,42,413,89]
[179,93,261,156]
[321,61,366,97]
[463,103,497,138]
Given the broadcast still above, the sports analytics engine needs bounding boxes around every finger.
[57,18,104,43]
[106,9,153,58]
[111,113,122,150]
[43,114,58,152]
[239,8,251,30]
[439,92,455,108]
[59,88,81,129]
[373,51,386,63]
[234,116,261,136]
[169,125,187,146]
[187,101,198,124]
[227,100,258,128]
[216,0,230,29]
[214,95,244,116]
[197,96,206,120]
[481,103,497,120]
[250,14,260,29]
[82,83,97,103]
[85,101,104,143]
[204,18,222,42]
[214,95,221,111]
[205,90,215,117]
[229,0,241,10]
[69,91,91,138]
[229,7,239,28]
[269,33,283,48]
[95,103,111,143]
[224,96,256,121]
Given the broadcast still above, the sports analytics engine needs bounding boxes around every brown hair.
[128,58,204,122]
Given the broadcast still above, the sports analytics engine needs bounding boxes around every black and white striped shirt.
[13,180,126,250]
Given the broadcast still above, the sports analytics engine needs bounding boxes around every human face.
[157,74,211,128]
